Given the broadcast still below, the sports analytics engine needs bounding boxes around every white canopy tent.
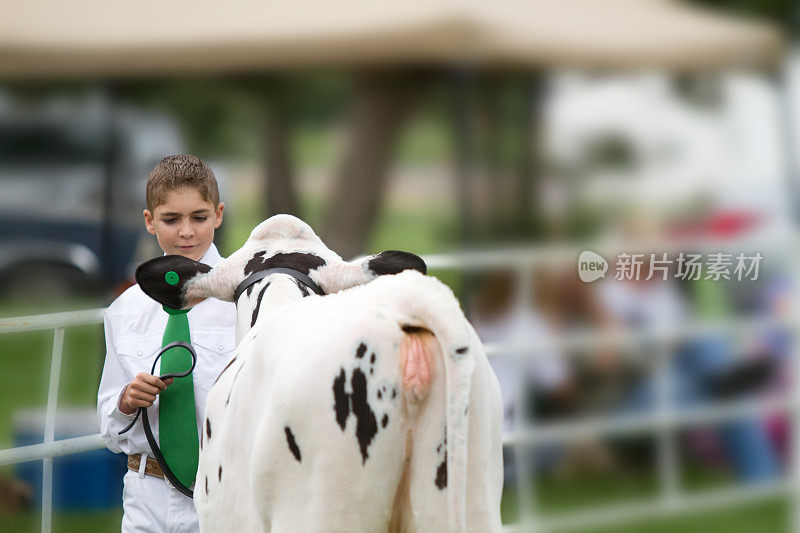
[0,0,783,78]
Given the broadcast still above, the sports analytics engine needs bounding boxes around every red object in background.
[668,210,763,240]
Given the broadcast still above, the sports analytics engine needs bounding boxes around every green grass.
[498,474,788,532]
[0,325,104,451]
[1,489,787,533]
[0,509,123,533]
[589,497,787,533]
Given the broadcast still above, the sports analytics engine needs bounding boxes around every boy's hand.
[118,373,174,415]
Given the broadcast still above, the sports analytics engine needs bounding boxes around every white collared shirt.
[97,243,237,455]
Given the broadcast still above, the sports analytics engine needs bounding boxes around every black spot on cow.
[355,343,367,359]
[456,346,468,354]
[436,427,447,454]
[370,353,375,364]
[205,476,209,495]
[391,388,397,399]
[250,282,271,328]
[370,368,374,375]
[435,453,447,490]
[245,251,327,278]
[333,368,349,431]
[367,251,427,276]
[382,414,389,428]
[284,426,302,462]
[244,251,266,297]
[294,278,311,297]
[350,368,378,464]
[218,465,222,481]
[244,250,266,277]
[206,418,212,440]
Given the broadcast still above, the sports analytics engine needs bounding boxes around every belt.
[128,454,165,479]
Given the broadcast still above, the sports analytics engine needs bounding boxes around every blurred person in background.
[753,272,793,465]
[597,214,778,483]
[471,270,575,482]
[471,271,575,427]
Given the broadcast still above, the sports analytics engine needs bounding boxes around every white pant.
[121,470,199,533]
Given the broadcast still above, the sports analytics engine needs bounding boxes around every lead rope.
[118,340,197,498]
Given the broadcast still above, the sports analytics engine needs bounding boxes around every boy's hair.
[146,154,220,211]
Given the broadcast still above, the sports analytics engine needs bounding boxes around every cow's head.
[136,214,426,340]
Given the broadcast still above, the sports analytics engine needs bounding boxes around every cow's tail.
[386,271,475,533]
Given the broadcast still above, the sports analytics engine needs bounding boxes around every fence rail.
[0,240,796,532]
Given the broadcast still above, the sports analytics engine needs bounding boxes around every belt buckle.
[164,474,175,490]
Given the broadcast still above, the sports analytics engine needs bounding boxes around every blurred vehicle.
[0,95,184,299]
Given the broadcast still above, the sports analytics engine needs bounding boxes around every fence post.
[791,241,800,533]
[654,333,680,509]
[512,263,538,531]
[42,327,65,533]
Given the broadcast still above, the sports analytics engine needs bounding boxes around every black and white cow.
[136,214,503,532]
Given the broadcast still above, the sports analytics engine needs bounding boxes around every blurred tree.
[450,71,548,247]
[251,77,299,219]
[321,71,430,258]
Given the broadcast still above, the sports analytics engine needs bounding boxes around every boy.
[97,155,237,532]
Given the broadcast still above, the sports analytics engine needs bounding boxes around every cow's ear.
[317,250,427,294]
[136,256,213,310]
[366,251,427,276]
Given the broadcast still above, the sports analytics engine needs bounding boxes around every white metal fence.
[0,308,104,533]
[0,239,796,532]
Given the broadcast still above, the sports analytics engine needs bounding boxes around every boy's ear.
[143,209,156,236]
[136,256,213,310]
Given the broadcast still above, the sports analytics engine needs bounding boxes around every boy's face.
[143,187,224,262]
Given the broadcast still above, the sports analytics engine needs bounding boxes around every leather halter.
[233,267,325,303]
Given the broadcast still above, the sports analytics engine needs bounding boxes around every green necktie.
[158,304,199,488]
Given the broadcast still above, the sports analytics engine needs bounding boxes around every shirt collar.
[199,243,223,268]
